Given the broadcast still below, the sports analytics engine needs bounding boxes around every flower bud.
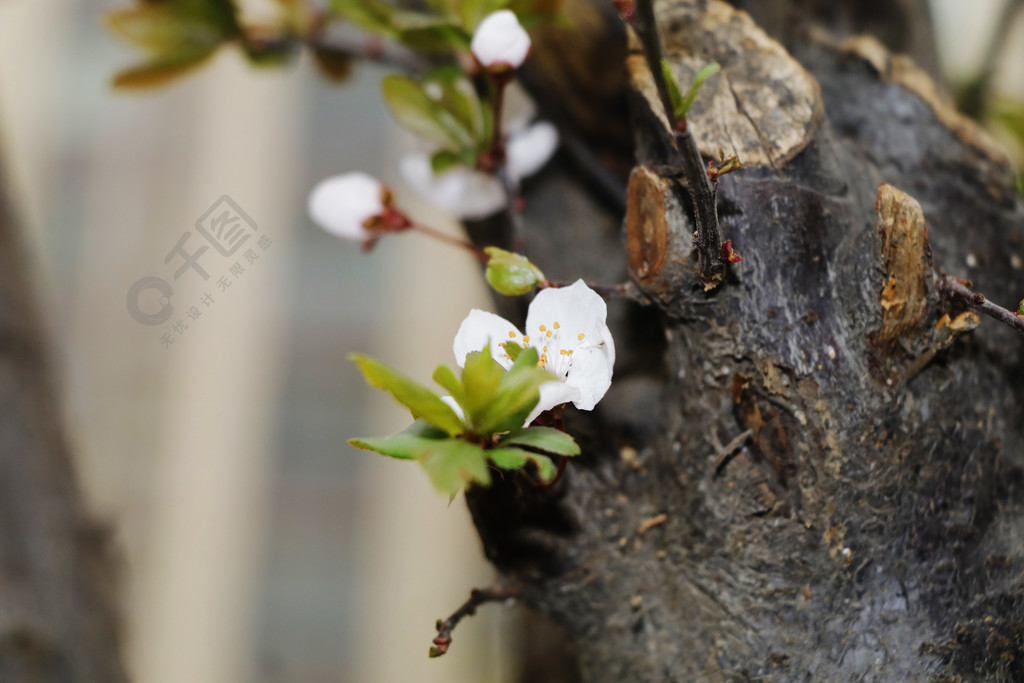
[471,10,531,71]
[308,172,389,241]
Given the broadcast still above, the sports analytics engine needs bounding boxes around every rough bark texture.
[468,1,1024,680]
[0,162,128,681]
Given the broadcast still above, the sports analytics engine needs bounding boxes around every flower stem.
[411,222,490,263]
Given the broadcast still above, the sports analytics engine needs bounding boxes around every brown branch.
[713,429,754,476]
[624,0,725,288]
[937,275,1024,335]
[675,127,726,289]
[429,584,520,658]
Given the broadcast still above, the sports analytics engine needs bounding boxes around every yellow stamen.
[522,335,530,343]
[553,322,560,329]
[539,325,546,332]
[578,333,585,341]
[508,331,516,338]
[560,349,567,355]
[546,330,552,338]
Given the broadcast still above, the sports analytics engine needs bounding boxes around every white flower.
[308,172,389,241]
[400,121,559,220]
[471,10,531,71]
[452,280,615,423]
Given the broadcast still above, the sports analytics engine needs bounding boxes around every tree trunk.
[0,159,128,681]
[468,1,1024,680]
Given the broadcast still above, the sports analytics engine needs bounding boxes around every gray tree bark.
[0,159,128,681]
[467,1,1024,680]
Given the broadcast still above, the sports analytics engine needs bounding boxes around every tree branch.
[429,584,520,658]
[937,274,1024,335]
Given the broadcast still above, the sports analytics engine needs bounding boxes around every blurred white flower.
[400,120,559,220]
[307,172,390,241]
[471,10,531,71]
[452,280,615,423]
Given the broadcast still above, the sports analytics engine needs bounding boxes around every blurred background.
[0,0,1021,681]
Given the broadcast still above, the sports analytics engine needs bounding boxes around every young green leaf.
[489,446,557,481]
[349,420,450,460]
[660,59,685,121]
[350,353,465,436]
[460,348,506,431]
[503,340,524,363]
[500,426,580,456]
[474,347,553,434]
[419,438,492,494]
[381,74,474,151]
[676,62,720,120]
[432,364,465,407]
[484,247,546,296]
[430,149,463,175]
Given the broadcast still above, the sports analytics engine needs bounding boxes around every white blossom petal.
[471,10,531,70]
[452,309,521,369]
[400,154,507,220]
[441,395,465,421]
[524,280,615,411]
[502,84,537,136]
[307,172,385,241]
[527,381,583,424]
[507,121,559,182]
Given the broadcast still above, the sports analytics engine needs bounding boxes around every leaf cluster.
[349,345,579,495]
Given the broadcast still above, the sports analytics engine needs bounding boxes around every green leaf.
[475,347,553,434]
[503,340,524,363]
[348,420,449,460]
[381,74,474,150]
[489,447,557,481]
[397,23,470,53]
[460,348,506,431]
[419,438,491,494]
[484,247,546,295]
[107,0,237,53]
[330,0,400,37]
[676,62,720,120]
[432,364,465,407]
[425,67,486,141]
[500,426,580,456]
[350,353,465,436]
[661,59,685,121]
[111,49,218,89]
[430,149,462,174]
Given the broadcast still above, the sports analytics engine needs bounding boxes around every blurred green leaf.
[349,420,449,460]
[430,149,462,174]
[661,59,685,120]
[484,247,546,295]
[432,363,465,407]
[111,50,218,89]
[500,426,580,455]
[107,0,239,89]
[330,0,400,37]
[503,340,524,363]
[419,438,491,494]
[350,353,465,436]
[677,62,720,120]
[381,74,474,150]
[425,67,486,142]
[489,446,556,480]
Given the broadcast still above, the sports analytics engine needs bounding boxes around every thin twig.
[937,275,1024,335]
[624,0,725,288]
[627,0,677,131]
[300,14,429,74]
[429,584,520,658]
[410,222,490,263]
[675,128,725,289]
